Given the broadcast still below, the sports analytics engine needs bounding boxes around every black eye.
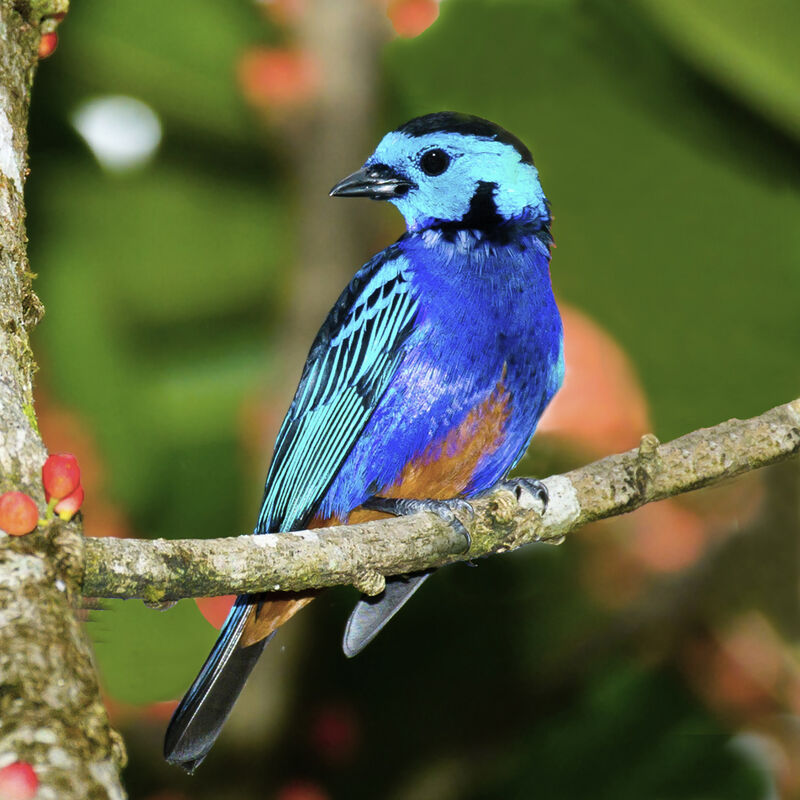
[419,149,450,176]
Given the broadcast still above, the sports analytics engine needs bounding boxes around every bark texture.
[0,3,126,797]
[83,397,800,602]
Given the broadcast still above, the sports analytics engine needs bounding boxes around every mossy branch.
[82,398,800,603]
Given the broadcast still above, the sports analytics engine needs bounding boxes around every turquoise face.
[365,130,548,232]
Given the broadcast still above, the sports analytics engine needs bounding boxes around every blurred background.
[25,0,800,797]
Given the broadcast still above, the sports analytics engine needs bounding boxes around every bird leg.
[362,495,474,551]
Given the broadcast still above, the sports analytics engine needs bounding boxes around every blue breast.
[316,227,564,520]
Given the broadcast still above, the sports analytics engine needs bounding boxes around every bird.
[164,111,564,771]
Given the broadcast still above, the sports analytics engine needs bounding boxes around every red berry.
[38,31,58,59]
[42,453,81,501]
[387,0,439,38]
[0,492,39,536]
[276,780,329,800]
[54,485,84,520]
[0,761,38,800]
[310,703,359,763]
[237,48,318,109]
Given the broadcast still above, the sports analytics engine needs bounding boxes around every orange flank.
[239,377,511,646]
[382,380,509,500]
[240,591,318,648]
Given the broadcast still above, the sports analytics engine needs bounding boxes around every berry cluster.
[42,453,84,520]
[0,453,84,536]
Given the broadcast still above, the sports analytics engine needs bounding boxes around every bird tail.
[164,593,272,772]
[342,572,432,657]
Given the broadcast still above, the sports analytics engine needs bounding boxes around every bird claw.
[506,477,548,511]
[477,477,548,513]
[427,500,472,551]
[362,495,473,552]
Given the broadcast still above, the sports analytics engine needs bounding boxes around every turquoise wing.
[256,250,419,533]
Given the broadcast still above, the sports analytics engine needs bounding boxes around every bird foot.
[362,496,474,551]
[477,477,548,513]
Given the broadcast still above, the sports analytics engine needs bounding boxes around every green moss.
[142,584,165,604]
[22,402,38,434]
[15,0,69,25]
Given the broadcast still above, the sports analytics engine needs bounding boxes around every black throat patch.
[461,181,503,229]
[434,181,502,236]
[432,181,550,245]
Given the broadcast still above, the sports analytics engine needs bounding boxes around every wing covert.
[256,252,419,533]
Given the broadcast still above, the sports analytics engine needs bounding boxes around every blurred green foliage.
[91,599,213,705]
[639,0,800,140]
[25,0,800,797]
[386,0,800,437]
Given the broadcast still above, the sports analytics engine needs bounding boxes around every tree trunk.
[0,2,126,796]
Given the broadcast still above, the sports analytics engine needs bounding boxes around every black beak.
[329,164,415,200]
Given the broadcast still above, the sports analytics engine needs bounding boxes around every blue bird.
[164,112,564,771]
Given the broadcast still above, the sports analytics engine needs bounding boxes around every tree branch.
[82,397,800,602]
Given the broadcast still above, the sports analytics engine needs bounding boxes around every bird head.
[330,112,548,234]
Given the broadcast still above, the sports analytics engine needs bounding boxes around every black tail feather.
[164,594,273,772]
[342,572,432,658]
